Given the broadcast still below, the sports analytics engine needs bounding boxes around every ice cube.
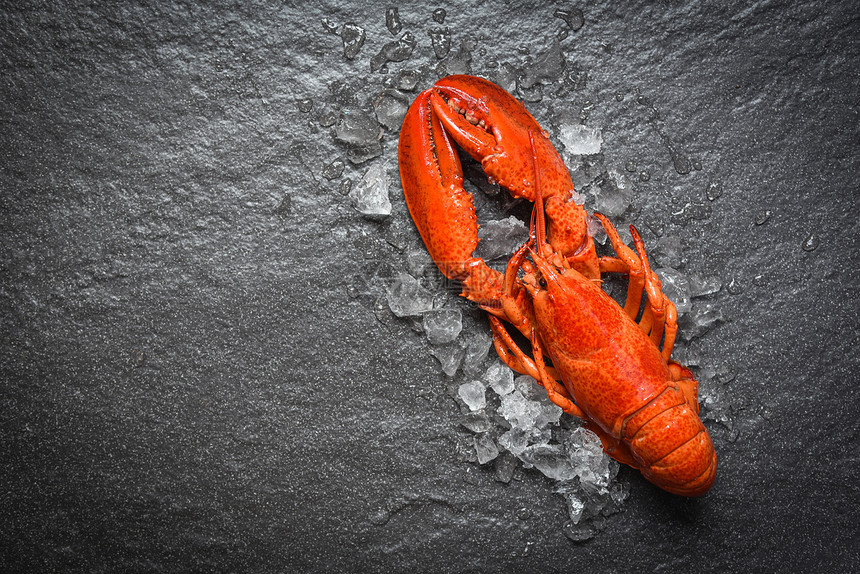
[386,272,434,317]
[485,361,515,396]
[681,300,724,341]
[519,39,565,89]
[563,491,586,524]
[473,433,500,464]
[559,124,602,155]
[458,380,486,411]
[586,214,608,244]
[385,7,402,35]
[423,309,462,345]
[494,452,518,483]
[475,216,529,260]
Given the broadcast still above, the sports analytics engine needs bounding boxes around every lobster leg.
[593,214,680,360]
[489,316,585,419]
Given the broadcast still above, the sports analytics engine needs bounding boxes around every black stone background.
[2,1,858,572]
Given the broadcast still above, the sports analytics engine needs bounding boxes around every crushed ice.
[559,123,603,155]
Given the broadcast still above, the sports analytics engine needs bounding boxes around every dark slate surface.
[2,1,859,572]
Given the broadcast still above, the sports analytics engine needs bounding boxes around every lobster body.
[398,75,716,496]
[528,259,717,496]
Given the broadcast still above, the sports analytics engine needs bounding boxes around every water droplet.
[752,274,766,286]
[692,159,703,171]
[553,7,585,31]
[321,18,338,35]
[615,92,625,102]
[755,209,772,225]
[636,94,649,106]
[726,277,744,295]
[297,98,313,113]
[802,234,819,252]
[339,178,352,196]
[625,160,637,172]
[639,171,650,182]
[323,159,345,180]
[432,8,446,24]
[369,509,390,525]
[517,507,531,520]
[385,7,402,35]
[318,110,337,127]
[706,181,723,201]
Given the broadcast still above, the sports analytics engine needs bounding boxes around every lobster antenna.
[528,130,548,258]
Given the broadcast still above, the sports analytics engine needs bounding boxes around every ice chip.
[498,427,529,457]
[458,380,486,411]
[475,216,529,260]
[385,7,402,35]
[498,390,540,429]
[370,31,417,72]
[429,27,452,59]
[655,267,691,314]
[593,170,632,217]
[374,89,409,131]
[460,410,492,433]
[485,361,515,396]
[688,273,722,298]
[520,39,566,89]
[586,213,608,244]
[340,23,366,60]
[494,452,518,483]
[462,331,493,375]
[349,164,391,217]
[386,272,434,317]
[681,301,724,341]
[334,110,380,146]
[518,443,577,481]
[564,491,586,524]
[431,342,466,377]
[560,124,602,155]
[652,236,684,269]
[423,308,462,345]
[473,433,500,464]
[514,375,545,401]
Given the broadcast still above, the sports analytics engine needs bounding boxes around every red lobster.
[398,75,716,496]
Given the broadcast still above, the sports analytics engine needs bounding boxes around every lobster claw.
[429,76,598,278]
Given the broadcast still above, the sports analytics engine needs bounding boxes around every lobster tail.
[623,386,717,496]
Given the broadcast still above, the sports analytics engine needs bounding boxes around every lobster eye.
[538,277,548,288]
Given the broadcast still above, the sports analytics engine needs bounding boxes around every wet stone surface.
[1,1,859,573]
